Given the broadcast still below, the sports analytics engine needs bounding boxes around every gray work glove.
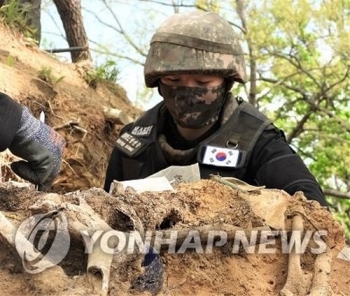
[9,107,66,191]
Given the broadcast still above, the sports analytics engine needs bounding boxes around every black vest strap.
[197,100,271,170]
[115,102,163,157]
[116,102,169,179]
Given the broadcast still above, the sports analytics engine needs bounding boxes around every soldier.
[0,92,65,191]
[104,11,327,207]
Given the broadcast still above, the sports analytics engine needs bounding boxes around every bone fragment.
[102,106,133,125]
[280,210,308,296]
[308,246,332,296]
[30,195,116,296]
[64,198,116,296]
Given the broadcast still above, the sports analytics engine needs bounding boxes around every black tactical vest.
[114,97,272,181]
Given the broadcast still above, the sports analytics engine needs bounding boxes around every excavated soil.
[0,23,349,296]
[0,180,349,296]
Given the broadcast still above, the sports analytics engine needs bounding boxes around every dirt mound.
[0,179,349,296]
[0,23,140,192]
[0,24,349,296]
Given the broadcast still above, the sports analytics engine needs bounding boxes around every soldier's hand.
[9,107,66,191]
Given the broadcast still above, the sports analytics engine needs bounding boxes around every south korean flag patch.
[202,145,240,167]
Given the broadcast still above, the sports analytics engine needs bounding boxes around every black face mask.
[159,82,227,129]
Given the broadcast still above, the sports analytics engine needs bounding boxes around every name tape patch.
[131,125,153,137]
[115,132,146,157]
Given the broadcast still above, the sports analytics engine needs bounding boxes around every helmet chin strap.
[157,82,162,96]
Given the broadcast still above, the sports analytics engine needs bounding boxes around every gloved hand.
[9,107,66,191]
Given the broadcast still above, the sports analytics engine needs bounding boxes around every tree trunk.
[52,0,91,63]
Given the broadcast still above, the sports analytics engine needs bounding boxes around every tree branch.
[324,189,350,200]
[286,108,313,143]
[263,47,321,88]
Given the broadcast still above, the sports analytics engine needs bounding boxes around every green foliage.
[0,0,26,26]
[331,200,350,242]
[37,66,64,85]
[84,60,119,88]
[5,55,15,67]
[195,0,221,12]
[242,0,350,238]
[0,0,37,40]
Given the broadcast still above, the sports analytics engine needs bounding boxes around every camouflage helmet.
[144,11,246,88]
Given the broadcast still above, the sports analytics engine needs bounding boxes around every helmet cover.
[144,11,246,88]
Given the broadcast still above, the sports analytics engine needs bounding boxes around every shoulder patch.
[131,125,154,137]
[115,132,147,157]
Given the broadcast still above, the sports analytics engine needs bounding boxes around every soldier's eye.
[196,80,210,85]
[163,77,180,83]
